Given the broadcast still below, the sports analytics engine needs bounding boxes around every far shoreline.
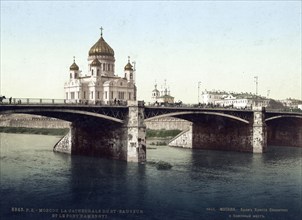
[0,127,69,136]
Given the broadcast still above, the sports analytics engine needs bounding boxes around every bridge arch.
[0,109,124,124]
[145,111,250,124]
[265,115,302,122]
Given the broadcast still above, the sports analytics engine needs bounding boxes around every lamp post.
[254,76,258,107]
[198,81,201,104]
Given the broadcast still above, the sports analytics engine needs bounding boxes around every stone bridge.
[0,100,301,162]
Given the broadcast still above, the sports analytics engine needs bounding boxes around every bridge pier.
[252,107,267,153]
[54,121,127,159]
[126,101,146,162]
[54,102,146,162]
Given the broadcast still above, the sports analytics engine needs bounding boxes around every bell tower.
[69,56,80,79]
[124,56,134,83]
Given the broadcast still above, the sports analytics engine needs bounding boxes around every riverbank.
[146,129,181,138]
[0,127,69,136]
[0,127,182,139]
[146,129,182,146]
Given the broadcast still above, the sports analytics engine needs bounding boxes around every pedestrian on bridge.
[9,97,12,104]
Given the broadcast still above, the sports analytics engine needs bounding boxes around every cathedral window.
[70,73,72,79]
[118,92,125,100]
[130,73,133,79]
[92,69,94,75]
[84,91,86,99]
[97,69,100,76]
[91,92,94,99]
[129,92,131,100]
[103,64,106,71]
[110,91,113,99]
[97,91,100,99]
[71,92,75,99]
[108,64,110,71]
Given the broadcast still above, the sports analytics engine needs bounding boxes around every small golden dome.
[89,37,114,57]
[124,62,133,71]
[90,58,101,67]
[124,56,133,71]
[70,62,79,71]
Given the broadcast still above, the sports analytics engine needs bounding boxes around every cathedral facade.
[64,31,136,104]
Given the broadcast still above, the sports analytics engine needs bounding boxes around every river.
[0,133,301,220]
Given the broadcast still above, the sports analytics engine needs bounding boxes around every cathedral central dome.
[89,36,114,57]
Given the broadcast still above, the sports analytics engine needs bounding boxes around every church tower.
[90,57,101,77]
[152,82,160,102]
[69,57,80,79]
[124,56,134,83]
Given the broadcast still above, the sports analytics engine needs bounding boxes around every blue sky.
[1,0,301,102]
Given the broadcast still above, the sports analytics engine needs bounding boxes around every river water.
[0,133,301,220]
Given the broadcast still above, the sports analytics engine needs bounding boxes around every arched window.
[103,63,106,71]
[130,73,133,79]
[97,69,100,76]
[70,73,72,79]
[92,69,94,75]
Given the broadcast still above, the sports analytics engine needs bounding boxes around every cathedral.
[64,30,136,105]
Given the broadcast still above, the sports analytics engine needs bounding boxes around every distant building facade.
[200,90,227,105]
[201,90,269,109]
[280,98,302,109]
[64,31,136,104]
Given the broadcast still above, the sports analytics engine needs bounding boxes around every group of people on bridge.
[0,96,21,104]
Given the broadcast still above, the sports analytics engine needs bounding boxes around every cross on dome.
[100,27,104,37]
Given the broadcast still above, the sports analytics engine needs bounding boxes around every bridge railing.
[1,98,301,113]
[0,98,66,105]
[0,98,128,106]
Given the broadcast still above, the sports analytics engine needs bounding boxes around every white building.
[200,90,270,109]
[280,98,302,109]
[64,31,136,104]
[215,94,254,109]
[200,90,227,105]
[215,94,269,109]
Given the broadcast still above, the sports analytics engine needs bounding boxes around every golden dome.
[90,58,101,66]
[89,36,114,57]
[70,62,79,71]
[124,62,133,71]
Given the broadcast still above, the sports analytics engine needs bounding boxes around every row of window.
[66,91,132,100]
[90,63,114,72]
[216,99,250,104]
[70,73,78,79]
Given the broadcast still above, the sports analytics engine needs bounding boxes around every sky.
[0,0,301,103]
